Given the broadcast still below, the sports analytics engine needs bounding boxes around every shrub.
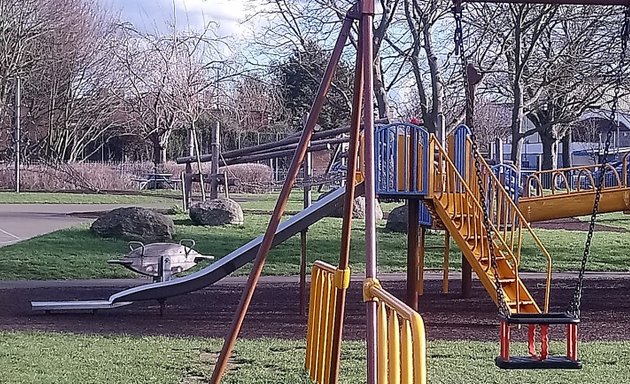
[0,163,135,191]
[220,163,273,193]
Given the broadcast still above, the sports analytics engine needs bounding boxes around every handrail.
[430,136,552,313]
[366,282,426,384]
[524,161,628,199]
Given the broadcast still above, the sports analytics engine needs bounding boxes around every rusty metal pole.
[327,13,364,382]
[209,15,354,384]
[462,63,482,299]
[360,1,378,383]
[407,199,420,310]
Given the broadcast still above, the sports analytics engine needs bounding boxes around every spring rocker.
[208,0,630,382]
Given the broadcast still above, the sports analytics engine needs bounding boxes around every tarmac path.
[0,203,167,247]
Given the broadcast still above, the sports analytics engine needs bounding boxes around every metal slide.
[32,184,362,312]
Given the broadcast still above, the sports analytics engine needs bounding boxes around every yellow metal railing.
[305,261,343,384]
[364,279,427,384]
[429,136,552,313]
[524,152,630,199]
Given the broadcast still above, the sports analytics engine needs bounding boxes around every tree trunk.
[373,55,389,119]
[510,131,523,169]
[188,125,195,157]
[561,133,571,168]
[151,133,167,169]
[540,130,559,188]
[510,80,524,167]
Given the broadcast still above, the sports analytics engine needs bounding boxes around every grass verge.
[0,191,178,204]
[0,331,628,384]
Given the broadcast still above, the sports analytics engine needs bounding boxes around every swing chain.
[453,0,510,318]
[568,6,630,319]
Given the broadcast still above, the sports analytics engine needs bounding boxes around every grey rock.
[189,198,244,226]
[91,207,175,241]
[320,189,383,220]
[386,205,408,233]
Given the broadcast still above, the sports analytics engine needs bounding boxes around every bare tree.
[472,4,624,169]
[1,0,126,162]
[245,0,401,120]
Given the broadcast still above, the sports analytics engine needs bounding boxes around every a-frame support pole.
[360,1,378,383]
[327,12,365,383]
[209,13,354,384]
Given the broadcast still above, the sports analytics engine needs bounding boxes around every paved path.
[0,204,167,247]
[1,271,628,290]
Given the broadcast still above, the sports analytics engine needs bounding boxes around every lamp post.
[14,76,21,193]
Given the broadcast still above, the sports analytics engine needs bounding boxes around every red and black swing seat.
[496,313,582,370]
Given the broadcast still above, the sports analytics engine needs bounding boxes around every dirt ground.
[532,217,628,232]
[3,278,629,342]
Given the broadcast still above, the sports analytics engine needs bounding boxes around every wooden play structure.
[29,0,630,382]
[175,123,353,209]
[208,0,630,382]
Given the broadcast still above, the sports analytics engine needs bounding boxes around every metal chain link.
[453,1,510,318]
[567,6,630,318]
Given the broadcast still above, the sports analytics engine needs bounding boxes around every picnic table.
[134,173,181,190]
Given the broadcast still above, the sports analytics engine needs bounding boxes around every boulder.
[321,189,383,220]
[189,198,244,226]
[386,205,408,233]
[91,207,175,242]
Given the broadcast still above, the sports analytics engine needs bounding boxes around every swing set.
[208,0,630,382]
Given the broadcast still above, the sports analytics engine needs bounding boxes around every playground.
[3,0,630,383]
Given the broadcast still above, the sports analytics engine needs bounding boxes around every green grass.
[231,190,324,213]
[0,331,628,383]
[0,191,178,204]
[1,209,629,280]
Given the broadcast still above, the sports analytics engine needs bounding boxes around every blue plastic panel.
[419,201,433,227]
[375,123,429,197]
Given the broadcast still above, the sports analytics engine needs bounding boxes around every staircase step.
[479,254,507,261]
[507,300,535,307]
[498,278,517,284]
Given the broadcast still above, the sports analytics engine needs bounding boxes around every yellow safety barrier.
[364,279,427,384]
[523,154,629,199]
[305,261,348,384]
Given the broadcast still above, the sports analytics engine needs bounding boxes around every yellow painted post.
[316,275,333,381]
[397,133,407,191]
[388,312,401,384]
[305,269,317,370]
[310,270,323,379]
[323,274,337,384]
[401,321,413,384]
[411,314,427,384]
[377,302,389,384]
[442,231,450,294]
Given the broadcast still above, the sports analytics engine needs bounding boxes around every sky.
[103,0,246,36]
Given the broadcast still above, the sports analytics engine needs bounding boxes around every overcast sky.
[103,0,246,36]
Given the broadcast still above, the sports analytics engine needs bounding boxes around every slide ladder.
[426,136,553,315]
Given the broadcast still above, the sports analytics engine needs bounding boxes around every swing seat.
[496,313,582,370]
[495,355,582,370]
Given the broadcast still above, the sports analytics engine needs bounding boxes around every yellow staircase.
[426,136,552,315]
